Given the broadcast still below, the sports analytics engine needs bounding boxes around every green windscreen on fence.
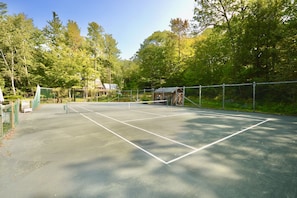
[32,85,41,110]
[14,101,19,125]
[0,100,19,138]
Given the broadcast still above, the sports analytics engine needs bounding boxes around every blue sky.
[4,0,195,59]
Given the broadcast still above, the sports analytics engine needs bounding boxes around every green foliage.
[184,30,231,85]
[0,2,7,16]
[43,12,65,46]
[0,7,122,99]
[189,0,296,84]
[0,13,38,95]
[65,20,83,50]
[136,30,194,88]
[102,33,121,87]
[1,1,296,115]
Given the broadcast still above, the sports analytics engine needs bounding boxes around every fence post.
[199,85,202,107]
[222,83,225,110]
[253,82,256,112]
[152,88,154,101]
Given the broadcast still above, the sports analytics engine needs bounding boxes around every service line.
[123,112,194,123]
[165,118,271,164]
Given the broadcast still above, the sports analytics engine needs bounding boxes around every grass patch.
[184,96,297,115]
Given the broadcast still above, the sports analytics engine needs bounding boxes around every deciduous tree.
[0,13,37,95]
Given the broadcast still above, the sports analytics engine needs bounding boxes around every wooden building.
[154,87,183,106]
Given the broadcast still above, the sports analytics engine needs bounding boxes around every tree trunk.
[10,51,16,95]
[0,49,16,95]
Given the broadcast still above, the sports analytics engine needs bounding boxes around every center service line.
[77,105,195,150]
[94,111,197,150]
[80,113,168,164]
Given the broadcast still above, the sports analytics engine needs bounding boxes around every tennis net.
[65,100,168,114]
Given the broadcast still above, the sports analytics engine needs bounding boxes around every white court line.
[69,106,79,113]
[131,109,162,116]
[94,111,197,150]
[165,118,271,164]
[188,109,266,121]
[73,105,93,112]
[75,105,196,149]
[130,106,182,116]
[133,107,266,123]
[123,112,194,123]
[124,109,264,123]
[80,113,167,164]
[69,104,271,165]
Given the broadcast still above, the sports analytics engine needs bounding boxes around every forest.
[0,1,296,99]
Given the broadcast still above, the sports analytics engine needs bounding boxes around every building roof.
[104,83,118,90]
[154,87,182,93]
[95,78,104,88]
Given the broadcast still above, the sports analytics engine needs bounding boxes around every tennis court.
[0,102,296,198]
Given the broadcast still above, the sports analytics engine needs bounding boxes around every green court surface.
[0,103,296,198]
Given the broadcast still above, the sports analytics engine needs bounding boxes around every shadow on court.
[0,104,296,198]
[180,114,297,198]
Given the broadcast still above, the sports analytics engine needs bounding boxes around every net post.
[64,103,69,114]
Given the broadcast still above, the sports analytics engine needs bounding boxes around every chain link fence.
[119,89,154,102]
[37,81,296,115]
[1,85,41,139]
[183,81,297,114]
